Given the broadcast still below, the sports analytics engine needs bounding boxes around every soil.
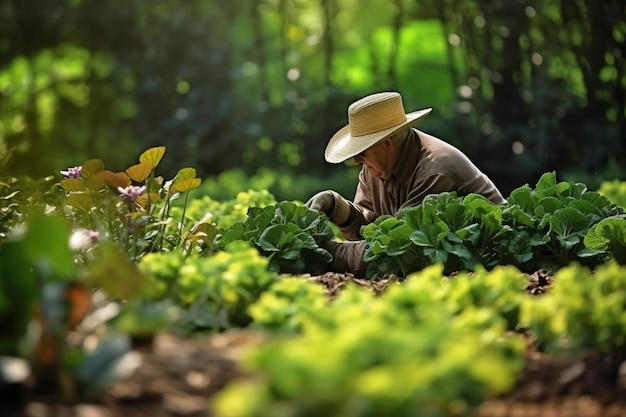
[13,271,626,417]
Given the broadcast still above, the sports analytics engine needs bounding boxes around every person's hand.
[305,190,352,225]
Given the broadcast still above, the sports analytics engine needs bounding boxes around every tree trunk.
[250,0,271,104]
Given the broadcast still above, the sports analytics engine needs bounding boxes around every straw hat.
[324,92,432,163]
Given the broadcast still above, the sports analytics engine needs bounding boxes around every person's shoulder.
[413,130,478,181]
[416,130,457,150]
[415,130,466,161]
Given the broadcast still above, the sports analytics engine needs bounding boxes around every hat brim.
[324,108,433,164]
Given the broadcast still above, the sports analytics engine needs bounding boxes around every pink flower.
[60,166,82,179]
[117,185,146,202]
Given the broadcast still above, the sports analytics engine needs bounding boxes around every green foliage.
[137,250,186,300]
[213,266,525,417]
[584,216,626,264]
[248,277,329,333]
[0,213,139,402]
[54,146,212,261]
[177,241,279,330]
[521,262,626,354]
[0,175,60,243]
[401,265,529,331]
[504,172,624,271]
[0,43,137,177]
[179,189,277,231]
[2,0,625,199]
[598,179,626,209]
[190,167,360,206]
[0,212,73,355]
[139,241,279,331]
[0,212,83,358]
[362,172,625,279]
[218,201,335,275]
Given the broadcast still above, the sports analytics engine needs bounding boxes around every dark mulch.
[15,270,626,417]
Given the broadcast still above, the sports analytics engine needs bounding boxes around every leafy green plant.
[0,175,59,244]
[178,189,277,231]
[56,146,212,261]
[504,171,624,272]
[520,262,626,354]
[584,216,626,264]
[0,213,142,402]
[0,212,74,356]
[213,266,525,417]
[362,192,510,279]
[140,241,279,331]
[361,172,624,279]
[393,264,529,331]
[598,179,626,209]
[218,201,335,275]
[247,277,329,333]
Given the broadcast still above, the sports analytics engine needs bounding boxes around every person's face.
[352,138,395,180]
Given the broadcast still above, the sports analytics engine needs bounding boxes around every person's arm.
[338,171,378,240]
[320,240,368,277]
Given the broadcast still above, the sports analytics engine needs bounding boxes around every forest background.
[1,0,624,201]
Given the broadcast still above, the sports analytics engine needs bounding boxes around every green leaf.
[507,184,534,213]
[507,232,534,263]
[409,230,433,247]
[173,167,197,181]
[584,217,626,264]
[535,196,563,217]
[60,178,86,192]
[502,205,535,228]
[548,207,589,243]
[424,247,448,264]
[81,159,105,178]
[21,212,76,280]
[126,162,153,182]
[139,146,166,168]
[172,177,201,193]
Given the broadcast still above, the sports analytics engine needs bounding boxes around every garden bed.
[20,271,626,417]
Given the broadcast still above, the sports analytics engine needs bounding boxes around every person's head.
[351,128,409,180]
[324,92,431,179]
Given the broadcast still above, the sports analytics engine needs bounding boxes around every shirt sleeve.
[329,240,368,277]
[338,170,377,241]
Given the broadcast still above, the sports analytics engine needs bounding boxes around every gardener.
[305,91,506,277]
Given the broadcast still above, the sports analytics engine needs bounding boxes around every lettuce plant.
[175,241,279,330]
[218,201,334,275]
[520,262,626,354]
[138,240,279,331]
[504,171,624,272]
[395,264,529,331]
[583,216,626,264]
[598,179,626,209]
[362,172,625,279]
[247,277,329,333]
[213,266,525,417]
[362,192,510,279]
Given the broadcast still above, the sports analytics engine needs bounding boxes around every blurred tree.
[426,0,625,193]
[0,0,623,194]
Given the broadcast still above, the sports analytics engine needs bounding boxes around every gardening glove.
[305,190,353,226]
[320,240,368,278]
